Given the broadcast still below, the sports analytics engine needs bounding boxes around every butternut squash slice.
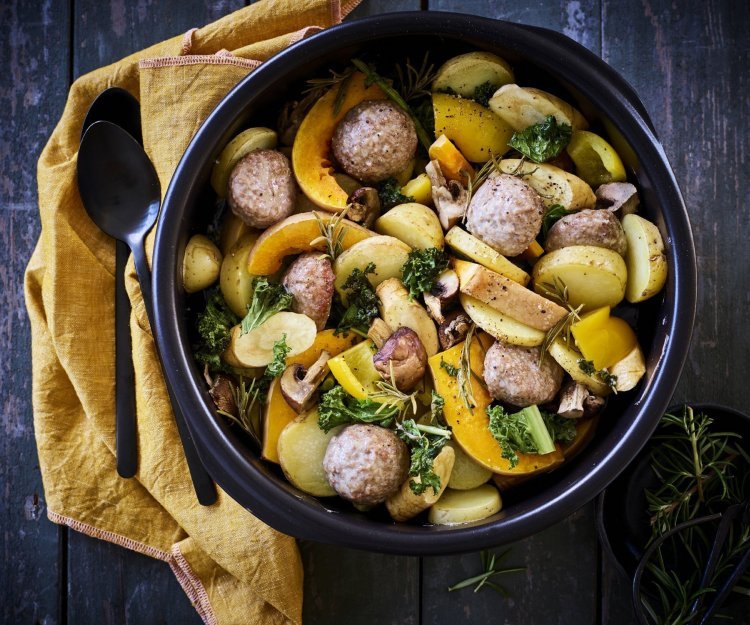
[428,341,564,476]
[292,72,387,212]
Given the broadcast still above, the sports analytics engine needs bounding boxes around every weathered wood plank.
[0,0,71,623]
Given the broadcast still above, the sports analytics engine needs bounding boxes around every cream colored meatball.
[323,424,409,506]
[465,172,544,256]
[545,209,627,256]
[483,341,563,407]
[282,253,335,331]
[227,149,296,228]
[332,100,417,183]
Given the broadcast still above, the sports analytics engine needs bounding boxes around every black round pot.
[153,12,697,555]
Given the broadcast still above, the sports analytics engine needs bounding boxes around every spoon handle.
[115,240,138,478]
[131,244,217,506]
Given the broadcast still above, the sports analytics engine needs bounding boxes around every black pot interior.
[155,13,695,554]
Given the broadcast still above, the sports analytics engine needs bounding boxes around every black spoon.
[77,120,216,505]
[80,87,142,479]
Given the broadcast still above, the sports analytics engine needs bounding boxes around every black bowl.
[152,12,696,555]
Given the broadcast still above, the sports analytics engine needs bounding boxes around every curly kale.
[541,203,577,239]
[264,335,291,379]
[487,404,556,469]
[508,115,572,163]
[473,81,496,107]
[401,247,450,300]
[195,292,240,372]
[317,385,400,433]
[336,263,380,335]
[541,410,577,444]
[378,178,415,210]
[240,277,293,335]
[397,419,452,495]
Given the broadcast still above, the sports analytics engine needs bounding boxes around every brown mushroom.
[208,373,237,417]
[347,187,381,228]
[423,269,460,323]
[367,317,392,349]
[595,182,640,215]
[583,394,606,419]
[437,310,472,350]
[556,379,588,419]
[280,351,331,413]
[372,327,427,392]
[425,160,467,230]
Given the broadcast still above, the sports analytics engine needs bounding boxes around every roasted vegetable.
[401,247,450,300]
[317,385,400,433]
[487,404,556,470]
[336,263,380,335]
[195,292,240,372]
[508,115,572,163]
[397,418,452,495]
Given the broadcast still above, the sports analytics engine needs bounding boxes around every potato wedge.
[277,408,340,497]
[455,260,567,332]
[182,234,222,294]
[427,484,502,525]
[622,214,668,303]
[609,343,646,392]
[220,233,259,317]
[489,84,588,131]
[401,173,432,205]
[334,236,412,302]
[445,226,529,285]
[432,93,514,162]
[460,294,545,347]
[386,446,455,522]
[375,203,444,250]
[377,278,440,356]
[432,51,514,98]
[210,127,277,197]
[224,312,317,368]
[547,338,612,396]
[446,441,493,490]
[497,159,595,209]
[219,211,255,255]
[532,245,627,310]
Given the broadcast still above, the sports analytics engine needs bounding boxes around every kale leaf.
[541,410,577,444]
[317,385,400,433]
[473,81,496,107]
[240,277,293,335]
[508,115,572,163]
[401,247,450,300]
[378,178,415,210]
[430,390,446,424]
[440,359,460,377]
[397,418,452,495]
[541,203,578,239]
[487,404,556,469]
[336,263,380,335]
[195,292,240,372]
[264,335,291,379]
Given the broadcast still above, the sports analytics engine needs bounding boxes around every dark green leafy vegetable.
[508,115,572,163]
[240,277,293,335]
[401,247,450,300]
[430,390,446,425]
[264,335,291,379]
[541,410,577,444]
[440,360,459,377]
[487,404,556,469]
[317,385,400,432]
[397,418,452,495]
[378,178,415,210]
[195,292,240,372]
[578,359,597,376]
[336,263,380,335]
[541,203,577,239]
[473,81,496,107]
[578,358,618,392]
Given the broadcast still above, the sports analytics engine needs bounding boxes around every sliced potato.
[210,127,278,197]
[432,51,514,98]
[456,260,567,332]
[446,441,493,490]
[224,312,317,368]
[277,409,340,497]
[401,173,432,205]
[489,84,588,131]
[333,236,412,302]
[532,245,627,310]
[219,233,259,317]
[428,484,502,525]
[548,338,612,396]
[566,130,627,187]
[219,211,255,255]
[610,343,646,392]
[497,159,595,209]
[183,235,222,294]
[432,93,514,162]
[386,446,455,522]
[377,278,440,356]
[460,294,545,347]
[375,203,444,250]
[622,214,668,303]
[445,226,529,285]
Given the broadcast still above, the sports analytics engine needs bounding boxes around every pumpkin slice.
[246,212,373,275]
[292,72,387,212]
[428,340,564,476]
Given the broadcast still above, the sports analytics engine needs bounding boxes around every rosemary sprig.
[369,366,421,422]
[538,277,583,360]
[311,208,350,261]
[217,376,266,446]
[351,58,433,151]
[457,323,478,411]
[448,549,525,595]
[303,66,355,115]
[394,52,437,102]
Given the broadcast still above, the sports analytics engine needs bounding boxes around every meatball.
[323,424,409,506]
[545,209,627,256]
[465,172,544,256]
[282,253,335,331]
[227,149,296,229]
[332,100,417,183]
[373,327,427,392]
[483,341,563,407]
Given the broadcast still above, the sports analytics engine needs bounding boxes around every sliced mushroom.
[208,373,237,417]
[424,269,460,322]
[367,317,392,349]
[437,310,472,350]
[556,379,589,419]
[347,187,381,228]
[583,393,606,419]
[373,327,428,392]
[426,160,468,230]
[280,351,331,413]
[595,182,640,215]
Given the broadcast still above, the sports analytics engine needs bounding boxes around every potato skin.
[183,234,222,293]
[545,209,627,256]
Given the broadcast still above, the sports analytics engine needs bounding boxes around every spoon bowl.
[82,87,142,144]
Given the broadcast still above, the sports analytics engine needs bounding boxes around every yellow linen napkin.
[24,1,361,623]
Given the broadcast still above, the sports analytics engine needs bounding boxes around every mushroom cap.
[323,424,410,506]
[373,327,428,392]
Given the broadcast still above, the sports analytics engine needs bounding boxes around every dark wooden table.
[3,1,748,623]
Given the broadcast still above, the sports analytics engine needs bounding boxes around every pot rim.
[153,11,697,555]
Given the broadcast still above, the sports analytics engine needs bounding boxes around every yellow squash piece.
[428,341,564,475]
[571,306,637,370]
[400,173,432,205]
[292,72,386,212]
[327,340,383,400]
[566,130,627,187]
[428,134,474,184]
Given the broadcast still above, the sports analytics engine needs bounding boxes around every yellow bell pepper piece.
[566,130,627,187]
[428,134,474,185]
[571,306,637,370]
[327,340,384,401]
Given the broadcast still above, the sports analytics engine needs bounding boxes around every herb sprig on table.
[448,549,525,595]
